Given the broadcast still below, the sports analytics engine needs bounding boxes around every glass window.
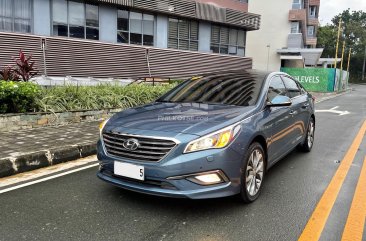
[157,71,266,107]
[291,21,300,33]
[68,1,85,38]
[0,0,32,33]
[168,18,199,51]
[130,12,142,45]
[117,10,129,43]
[211,25,246,56]
[309,6,317,18]
[268,76,287,102]
[52,0,99,40]
[307,26,315,37]
[282,76,301,98]
[117,10,154,46]
[292,0,302,9]
[86,4,99,40]
[143,14,154,46]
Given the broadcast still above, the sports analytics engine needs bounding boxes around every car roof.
[193,69,272,81]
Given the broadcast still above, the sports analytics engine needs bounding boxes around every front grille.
[102,132,177,162]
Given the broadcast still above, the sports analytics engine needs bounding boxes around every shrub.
[36,84,176,113]
[0,65,19,81]
[0,81,41,113]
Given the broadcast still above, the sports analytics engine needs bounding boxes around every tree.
[317,9,366,82]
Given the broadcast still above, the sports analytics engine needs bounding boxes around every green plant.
[0,65,19,81]
[0,81,41,113]
[36,84,176,113]
[13,50,38,81]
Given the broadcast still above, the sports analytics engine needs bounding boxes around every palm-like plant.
[13,50,38,81]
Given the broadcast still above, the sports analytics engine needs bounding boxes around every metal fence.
[0,32,252,80]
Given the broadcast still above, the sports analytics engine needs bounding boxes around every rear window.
[157,71,266,107]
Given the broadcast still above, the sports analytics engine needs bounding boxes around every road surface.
[1,85,366,241]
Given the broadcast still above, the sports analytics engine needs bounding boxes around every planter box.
[0,108,123,132]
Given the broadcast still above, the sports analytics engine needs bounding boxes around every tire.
[298,117,315,152]
[239,142,266,203]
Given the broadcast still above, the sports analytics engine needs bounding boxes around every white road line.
[0,163,98,194]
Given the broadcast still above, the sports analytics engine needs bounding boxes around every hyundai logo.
[123,138,140,151]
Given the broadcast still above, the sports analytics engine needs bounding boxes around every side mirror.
[267,95,292,107]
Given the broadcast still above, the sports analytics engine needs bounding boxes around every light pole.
[266,44,271,71]
[362,45,366,81]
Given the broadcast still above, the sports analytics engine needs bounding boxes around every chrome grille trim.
[102,132,179,162]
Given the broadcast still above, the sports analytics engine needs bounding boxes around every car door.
[281,75,308,147]
[265,75,295,163]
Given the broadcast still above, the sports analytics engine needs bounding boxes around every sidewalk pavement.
[0,90,349,178]
[0,122,99,178]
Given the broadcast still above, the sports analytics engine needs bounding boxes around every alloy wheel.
[246,149,264,196]
[307,120,315,148]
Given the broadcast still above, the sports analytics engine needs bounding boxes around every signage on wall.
[281,68,336,92]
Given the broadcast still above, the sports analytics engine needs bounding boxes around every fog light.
[187,173,223,185]
[167,170,228,186]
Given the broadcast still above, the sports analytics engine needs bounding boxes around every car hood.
[106,102,255,136]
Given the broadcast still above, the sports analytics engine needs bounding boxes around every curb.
[0,142,96,178]
[314,90,350,104]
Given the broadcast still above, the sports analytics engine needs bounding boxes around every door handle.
[302,103,310,109]
[289,110,295,116]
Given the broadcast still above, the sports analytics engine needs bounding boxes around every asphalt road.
[1,85,366,241]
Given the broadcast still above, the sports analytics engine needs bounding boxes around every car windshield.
[157,71,267,106]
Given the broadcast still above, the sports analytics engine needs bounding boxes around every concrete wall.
[198,21,211,52]
[33,0,51,36]
[155,15,168,48]
[99,4,117,43]
[246,0,293,71]
[0,109,123,132]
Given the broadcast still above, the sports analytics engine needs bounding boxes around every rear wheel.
[298,117,315,152]
[239,142,265,203]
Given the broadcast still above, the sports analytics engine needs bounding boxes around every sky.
[319,0,366,25]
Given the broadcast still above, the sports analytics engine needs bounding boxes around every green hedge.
[0,81,176,114]
[0,81,41,113]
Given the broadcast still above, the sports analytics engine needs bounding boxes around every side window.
[297,82,307,94]
[268,76,287,102]
[282,76,301,98]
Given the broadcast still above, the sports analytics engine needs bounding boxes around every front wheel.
[239,142,266,203]
[298,117,315,152]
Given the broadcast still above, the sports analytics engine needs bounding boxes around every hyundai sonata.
[97,70,315,202]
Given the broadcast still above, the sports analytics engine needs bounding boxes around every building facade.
[246,0,322,71]
[0,0,260,79]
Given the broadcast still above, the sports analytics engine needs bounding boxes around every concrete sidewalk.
[0,90,349,178]
[0,122,99,178]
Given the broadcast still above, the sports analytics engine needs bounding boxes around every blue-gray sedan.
[97,70,315,202]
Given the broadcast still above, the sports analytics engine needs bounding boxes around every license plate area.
[114,161,144,181]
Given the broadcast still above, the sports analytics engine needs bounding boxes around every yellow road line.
[341,155,366,241]
[298,120,366,241]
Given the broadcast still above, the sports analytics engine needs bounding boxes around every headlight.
[99,118,110,132]
[184,124,241,153]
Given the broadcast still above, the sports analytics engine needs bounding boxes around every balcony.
[289,9,306,22]
[308,18,319,26]
[288,33,304,48]
[193,0,248,12]
[306,37,317,46]
[309,0,320,6]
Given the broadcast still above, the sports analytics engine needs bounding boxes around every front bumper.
[97,139,245,199]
